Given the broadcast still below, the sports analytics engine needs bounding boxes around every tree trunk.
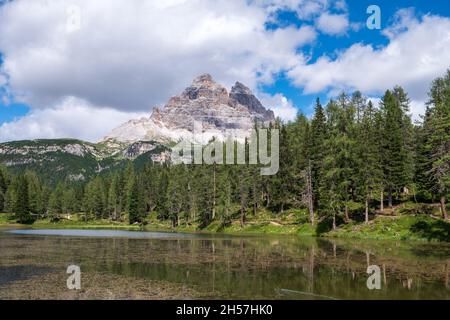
[307,161,315,225]
[440,196,448,220]
[365,195,369,224]
[240,206,245,228]
[344,204,349,222]
[388,189,393,208]
[332,214,336,230]
[380,189,384,213]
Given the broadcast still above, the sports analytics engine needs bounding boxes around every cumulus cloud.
[288,12,450,118]
[382,8,417,39]
[0,97,147,142]
[0,0,316,112]
[315,12,349,35]
[409,99,426,123]
[259,93,298,121]
[0,73,6,86]
[263,0,347,21]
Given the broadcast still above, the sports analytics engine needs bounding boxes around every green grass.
[0,213,23,228]
[1,210,449,242]
[0,212,15,223]
[327,215,450,242]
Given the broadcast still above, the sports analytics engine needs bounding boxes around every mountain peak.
[192,73,215,85]
[104,74,274,144]
[231,81,252,95]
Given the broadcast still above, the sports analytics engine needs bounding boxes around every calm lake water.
[0,228,449,300]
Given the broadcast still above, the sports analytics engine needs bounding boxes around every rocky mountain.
[104,74,274,144]
[0,74,274,183]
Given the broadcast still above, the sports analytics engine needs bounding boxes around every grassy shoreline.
[1,212,449,242]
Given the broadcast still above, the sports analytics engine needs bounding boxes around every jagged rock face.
[104,74,274,144]
[123,141,159,158]
[230,82,274,122]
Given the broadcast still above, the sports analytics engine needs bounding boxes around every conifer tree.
[356,100,383,223]
[128,177,146,224]
[0,166,9,212]
[381,90,409,208]
[25,171,43,216]
[426,70,450,220]
[310,98,327,209]
[15,175,34,224]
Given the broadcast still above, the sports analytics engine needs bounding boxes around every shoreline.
[1,213,448,243]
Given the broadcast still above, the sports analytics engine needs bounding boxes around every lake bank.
[1,212,449,242]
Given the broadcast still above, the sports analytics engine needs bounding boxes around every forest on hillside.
[0,70,449,232]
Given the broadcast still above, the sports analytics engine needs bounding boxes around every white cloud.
[334,0,347,11]
[288,13,450,119]
[259,93,298,121]
[315,12,349,35]
[0,0,316,113]
[409,99,426,122]
[0,97,147,142]
[367,97,381,108]
[0,73,6,86]
[382,8,417,39]
[262,0,347,21]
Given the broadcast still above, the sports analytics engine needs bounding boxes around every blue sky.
[261,0,450,115]
[1,0,450,142]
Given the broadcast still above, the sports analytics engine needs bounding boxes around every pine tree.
[4,177,17,213]
[15,175,34,224]
[356,100,383,223]
[83,177,106,220]
[156,168,169,219]
[217,169,232,226]
[107,173,120,220]
[320,96,356,228]
[128,177,146,224]
[426,70,450,220]
[25,171,43,217]
[381,90,410,208]
[61,188,77,215]
[310,98,327,210]
[393,86,415,191]
[0,166,9,212]
[48,185,63,221]
[123,161,135,215]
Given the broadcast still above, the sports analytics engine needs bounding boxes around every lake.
[0,228,449,300]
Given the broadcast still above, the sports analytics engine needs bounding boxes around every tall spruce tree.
[356,100,383,223]
[128,177,146,224]
[15,175,34,224]
[310,98,327,211]
[0,166,9,212]
[381,90,409,208]
[426,70,450,219]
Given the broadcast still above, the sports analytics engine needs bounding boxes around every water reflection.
[0,229,449,299]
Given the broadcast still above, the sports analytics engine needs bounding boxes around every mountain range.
[0,74,275,183]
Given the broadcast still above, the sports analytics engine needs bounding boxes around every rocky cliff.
[104,74,274,144]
